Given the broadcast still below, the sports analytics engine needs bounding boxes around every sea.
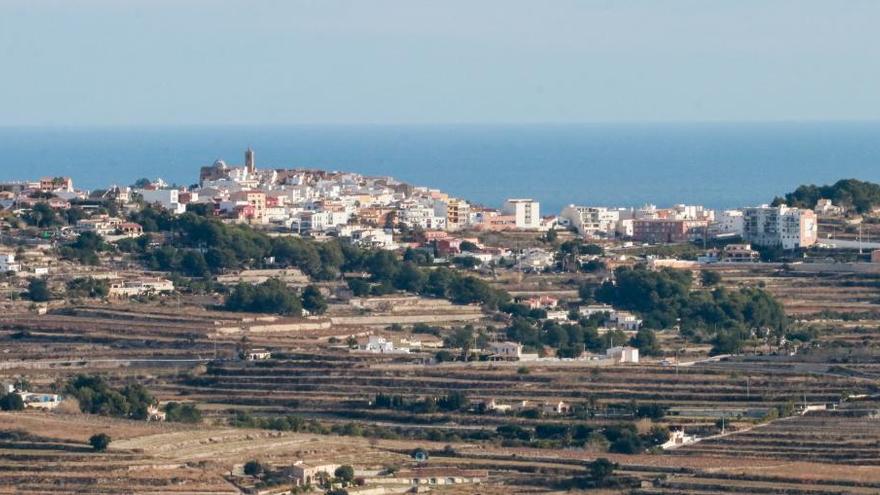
[2,122,879,214]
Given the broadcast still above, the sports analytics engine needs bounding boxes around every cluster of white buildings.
[92,150,550,242]
[0,151,839,255]
[559,202,818,249]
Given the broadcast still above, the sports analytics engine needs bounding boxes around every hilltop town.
[1,152,880,494]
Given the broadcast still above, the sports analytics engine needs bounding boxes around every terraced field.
[672,399,880,465]
[0,413,236,495]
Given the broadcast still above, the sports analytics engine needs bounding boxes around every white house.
[606,346,639,364]
[814,199,844,216]
[363,336,409,354]
[559,205,621,237]
[709,209,744,238]
[108,278,174,298]
[18,392,62,410]
[137,188,186,214]
[486,341,538,361]
[514,248,555,272]
[542,401,572,415]
[579,304,615,317]
[608,311,642,331]
[244,349,272,360]
[0,252,20,273]
[661,429,699,450]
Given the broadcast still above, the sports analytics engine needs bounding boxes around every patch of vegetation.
[60,232,109,265]
[163,402,202,423]
[596,266,788,354]
[125,211,510,308]
[774,178,880,213]
[224,279,302,316]
[65,277,109,298]
[65,375,157,420]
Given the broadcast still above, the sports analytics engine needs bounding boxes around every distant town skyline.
[2,0,879,126]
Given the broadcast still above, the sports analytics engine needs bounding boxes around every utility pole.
[746,376,751,401]
[859,223,863,255]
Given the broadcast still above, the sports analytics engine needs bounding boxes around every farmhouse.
[486,341,539,361]
[108,277,174,298]
[363,336,409,354]
[661,429,699,450]
[287,461,340,487]
[542,400,572,415]
[244,348,272,360]
[18,392,62,410]
[394,467,487,487]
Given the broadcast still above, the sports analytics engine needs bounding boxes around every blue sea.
[1,123,879,214]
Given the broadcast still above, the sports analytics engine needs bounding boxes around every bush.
[89,433,111,452]
[163,402,202,423]
[243,460,263,476]
[334,465,355,483]
[700,270,722,286]
[629,328,660,356]
[66,277,110,298]
[589,457,616,482]
[27,278,51,302]
[0,393,24,411]
[347,278,371,297]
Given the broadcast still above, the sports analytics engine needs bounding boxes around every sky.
[1,0,879,126]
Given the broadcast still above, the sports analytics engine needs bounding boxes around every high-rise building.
[245,147,255,174]
[742,205,817,249]
[502,199,541,230]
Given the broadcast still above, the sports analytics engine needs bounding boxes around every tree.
[243,460,263,476]
[131,178,152,189]
[27,278,51,302]
[459,241,480,252]
[393,262,425,292]
[24,202,60,228]
[589,458,616,482]
[60,231,107,265]
[66,277,109,298]
[180,251,210,277]
[347,278,370,297]
[89,433,111,452]
[701,270,722,286]
[334,465,355,484]
[452,256,480,270]
[0,393,24,411]
[629,328,660,356]
[301,285,328,315]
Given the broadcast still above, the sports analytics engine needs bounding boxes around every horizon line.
[2,118,880,129]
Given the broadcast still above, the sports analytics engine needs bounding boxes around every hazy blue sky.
[1,0,878,125]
